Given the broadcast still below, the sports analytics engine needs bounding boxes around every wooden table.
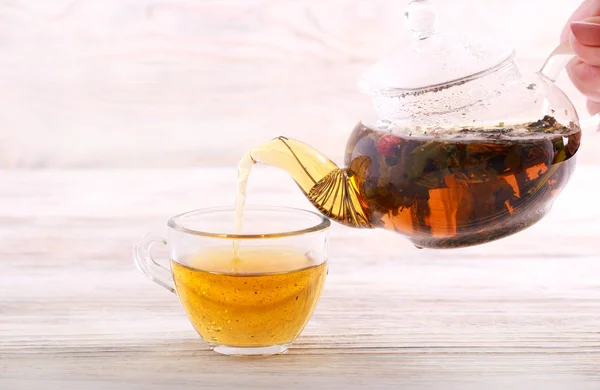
[2,165,600,389]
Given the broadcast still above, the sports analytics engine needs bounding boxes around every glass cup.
[133,206,330,356]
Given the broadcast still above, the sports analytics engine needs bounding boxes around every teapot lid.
[358,0,515,96]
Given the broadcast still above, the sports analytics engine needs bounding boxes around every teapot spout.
[248,137,372,229]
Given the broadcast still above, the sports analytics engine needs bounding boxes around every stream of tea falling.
[233,152,254,260]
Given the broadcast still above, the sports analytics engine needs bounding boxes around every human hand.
[561,0,600,115]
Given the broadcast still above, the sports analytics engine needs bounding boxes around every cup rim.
[167,205,331,239]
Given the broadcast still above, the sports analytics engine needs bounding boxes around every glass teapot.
[245,0,591,249]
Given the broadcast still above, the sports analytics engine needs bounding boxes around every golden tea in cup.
[134,206,330,356]
[172,246,327,349]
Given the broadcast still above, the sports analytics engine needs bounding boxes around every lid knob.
[358,0,514,97]
[405,0,438,40]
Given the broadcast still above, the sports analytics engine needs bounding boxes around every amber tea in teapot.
[342,117,580,248]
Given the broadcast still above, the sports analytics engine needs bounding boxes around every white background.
[0,0,596,168]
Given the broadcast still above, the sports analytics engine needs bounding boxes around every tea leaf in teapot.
[504,146,522,172]
[407,140,448,180]
[565,130,581,158]
[415,171,445,188]
[376,134,402,158]
[552,149,566,165]
[527,115,557,132]
[385,156,399,166]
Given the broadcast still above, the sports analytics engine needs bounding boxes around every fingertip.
[566,60,600,101]
[570,60,600,82]
[568,32,584,55]
[566,56,584,80]
[587,100,600,115]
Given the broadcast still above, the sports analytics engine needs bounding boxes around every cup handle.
[133,232,176,294]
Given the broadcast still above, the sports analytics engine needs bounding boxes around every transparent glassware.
[357,0,580,137]
[133,206,330,356]
[243,0,592,249]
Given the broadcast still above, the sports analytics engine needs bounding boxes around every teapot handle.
[538,41,574,83]
[538,41,599,132]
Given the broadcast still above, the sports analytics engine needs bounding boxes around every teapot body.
[344,116,580,249]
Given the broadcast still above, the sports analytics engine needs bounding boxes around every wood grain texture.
[1,165,599,389]
[0,0,598,169]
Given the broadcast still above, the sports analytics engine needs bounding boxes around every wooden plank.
[1,166,599,388]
